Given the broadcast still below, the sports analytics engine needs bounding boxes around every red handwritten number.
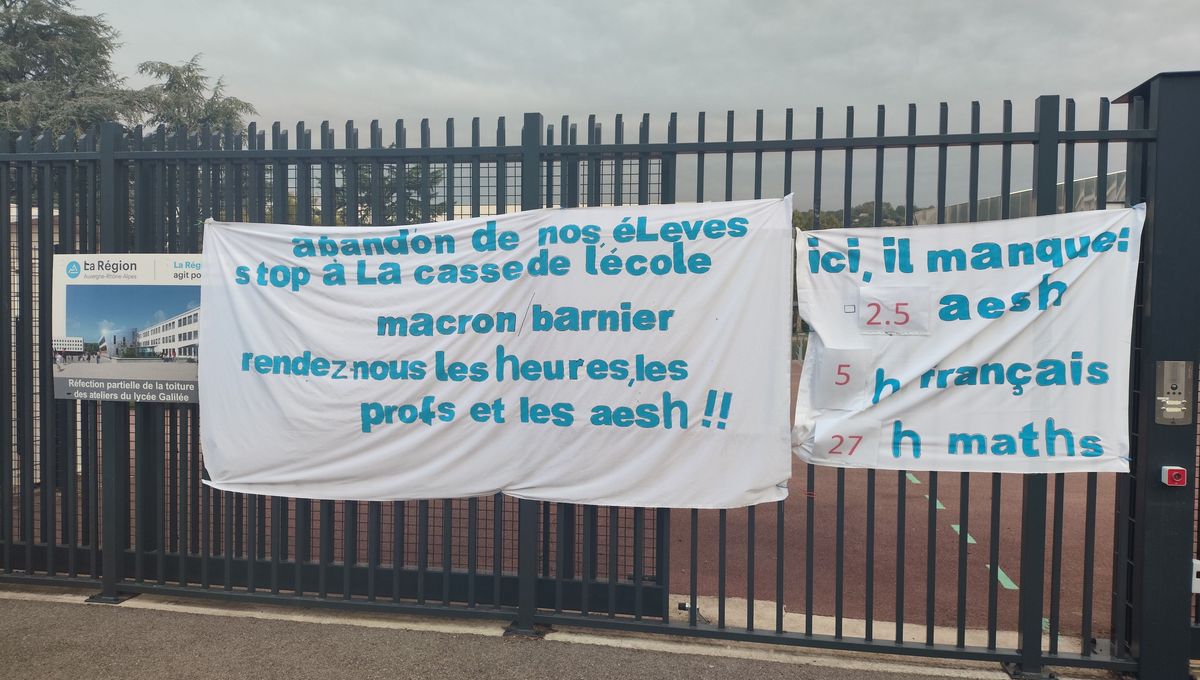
[828,435,863,455]
[834,364,851,385]
[866,302,911,326]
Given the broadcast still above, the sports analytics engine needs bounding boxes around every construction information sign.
[793,206,1144,473]
[199,199,793,507]
[52,253,201,403]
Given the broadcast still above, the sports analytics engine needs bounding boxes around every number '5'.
[835,364,851,385]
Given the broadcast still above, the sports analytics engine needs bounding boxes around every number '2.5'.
[865,302,910,326]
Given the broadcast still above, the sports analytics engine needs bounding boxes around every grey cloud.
[76,0,1198,206]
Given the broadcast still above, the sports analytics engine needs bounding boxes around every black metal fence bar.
[1124,72,1200,679]
[2,73,1198,676]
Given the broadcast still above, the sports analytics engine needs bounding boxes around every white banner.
[793,206,1144,473]
[200,199,793,507]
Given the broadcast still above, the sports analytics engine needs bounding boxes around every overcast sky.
[74,0,1200,208]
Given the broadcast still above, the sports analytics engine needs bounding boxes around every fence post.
[511,112,544,635]
[89,122,131,603]
[1119,72,1200,680]
[1009,94,1058,679]
[131,130,160,566]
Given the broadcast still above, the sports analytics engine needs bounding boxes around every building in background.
[97,331,137,357]
[914,171,1127,224]
[51,337,84,355]
[136,308,199,359]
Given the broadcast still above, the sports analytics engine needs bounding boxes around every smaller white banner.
[793,207,1144,473]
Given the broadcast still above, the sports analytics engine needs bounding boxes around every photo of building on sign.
[54,283,200,381]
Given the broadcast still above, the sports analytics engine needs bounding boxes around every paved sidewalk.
[0,590,1012,680]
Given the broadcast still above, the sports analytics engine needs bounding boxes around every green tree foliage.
[0,1,254,134]
[138,55,255,131]
[0,0,145,132]
[793,201,924,230]
[262,162,447,226]
[343,162,448,224]
[319,160,447,225]
[792,210,844,231]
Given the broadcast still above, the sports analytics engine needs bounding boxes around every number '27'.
[828,434,863,455]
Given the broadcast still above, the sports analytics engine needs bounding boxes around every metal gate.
[3,71,1198,678]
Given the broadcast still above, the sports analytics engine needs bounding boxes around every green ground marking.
[949,524,977,544]
[922,494,946,510]
[905,473,921,484]
[986,563,1019,590]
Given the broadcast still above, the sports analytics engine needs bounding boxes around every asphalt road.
[0,598,984,680]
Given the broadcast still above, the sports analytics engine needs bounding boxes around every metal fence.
[3,71,1199,678]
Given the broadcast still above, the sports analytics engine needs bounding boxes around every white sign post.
[52,253,202,403]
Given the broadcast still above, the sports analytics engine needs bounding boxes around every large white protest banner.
[200,198,793,508]
[793,206,1144,473]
